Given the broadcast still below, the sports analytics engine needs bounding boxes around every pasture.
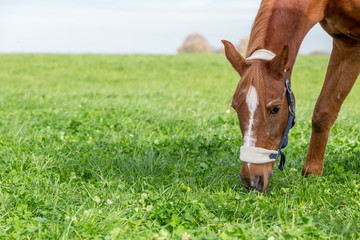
[0,54,359,239]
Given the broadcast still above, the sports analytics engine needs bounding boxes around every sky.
[0,0,333,54]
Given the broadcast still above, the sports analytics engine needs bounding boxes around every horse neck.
[247,0,327,69]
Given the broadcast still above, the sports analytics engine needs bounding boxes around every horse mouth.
[240,170,273,192]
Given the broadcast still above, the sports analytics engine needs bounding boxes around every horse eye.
[270,106,280,115]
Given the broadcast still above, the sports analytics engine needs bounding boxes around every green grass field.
[0,54,359,239]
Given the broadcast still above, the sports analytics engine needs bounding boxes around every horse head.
[222,40,295,192]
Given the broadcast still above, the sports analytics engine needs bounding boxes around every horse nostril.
[240,176,250,188]
[255,174,264,191]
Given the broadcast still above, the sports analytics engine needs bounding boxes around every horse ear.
[221,40,245,76]
[269,44,289,74]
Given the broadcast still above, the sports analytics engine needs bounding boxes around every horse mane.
[246,0,277,57]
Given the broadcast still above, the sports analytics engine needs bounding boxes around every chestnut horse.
[222,0,360,192]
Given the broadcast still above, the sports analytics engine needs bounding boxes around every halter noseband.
[240,49,296,171]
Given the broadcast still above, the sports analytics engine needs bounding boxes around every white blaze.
[243,85,259,147]
[243,85,259,169]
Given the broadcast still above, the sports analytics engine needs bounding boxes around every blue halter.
[269,72,295,171]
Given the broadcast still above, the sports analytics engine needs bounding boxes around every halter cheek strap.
[272,74,295,171]
[240,49,296,171]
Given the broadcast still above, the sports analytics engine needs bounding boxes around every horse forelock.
[247,0,277,57]
[232,62,267,118]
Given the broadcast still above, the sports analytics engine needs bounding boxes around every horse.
[222,0,360,192]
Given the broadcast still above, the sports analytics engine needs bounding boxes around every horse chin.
[240,162,274,192]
